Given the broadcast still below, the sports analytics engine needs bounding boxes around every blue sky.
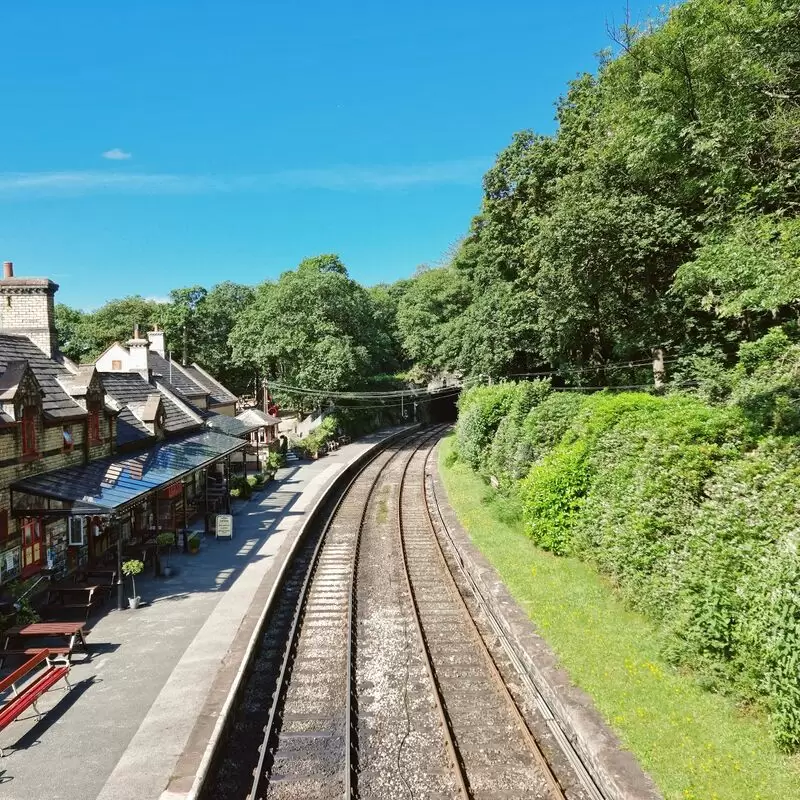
[0,0,660,309]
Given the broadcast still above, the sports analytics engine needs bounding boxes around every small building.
[96,328,237,416]
[0,262,248,588]
[0,263,117,580]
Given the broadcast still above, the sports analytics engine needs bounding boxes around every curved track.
[204,426,604,800]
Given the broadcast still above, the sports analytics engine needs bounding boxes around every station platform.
[0,428,409,800]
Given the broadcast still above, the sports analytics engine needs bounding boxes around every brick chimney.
[0,261,60,359]
[127,324,152,381]
[147,325,166,358]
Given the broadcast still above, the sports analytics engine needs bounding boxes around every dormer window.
[88,406,101,445]
[21,407,38,459]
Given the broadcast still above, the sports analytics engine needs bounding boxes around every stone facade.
[0,401,115,583]
[0,276,59,359]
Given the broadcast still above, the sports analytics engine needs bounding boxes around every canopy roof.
[205,413,259,437]
[12,430,246,514]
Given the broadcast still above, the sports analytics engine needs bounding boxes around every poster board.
[216,514,233,539]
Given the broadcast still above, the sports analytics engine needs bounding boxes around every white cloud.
[102,148,133,160]
[0,159,488,198]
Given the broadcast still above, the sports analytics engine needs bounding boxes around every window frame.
[20,517,43,578]
[68,517,86,546]
[20,407,38,460]
[88,406,101,445]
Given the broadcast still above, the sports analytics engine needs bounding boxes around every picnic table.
[2,621,89,664]
[43,582,102,622]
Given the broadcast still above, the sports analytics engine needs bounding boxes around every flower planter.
[129,596,141,610]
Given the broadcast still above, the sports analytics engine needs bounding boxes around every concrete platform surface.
[0,429,405,800]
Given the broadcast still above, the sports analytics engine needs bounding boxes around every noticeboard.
[216,514,234,539]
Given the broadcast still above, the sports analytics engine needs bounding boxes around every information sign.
[216,514,233,539]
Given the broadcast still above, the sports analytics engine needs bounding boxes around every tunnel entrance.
[427,390,459,423]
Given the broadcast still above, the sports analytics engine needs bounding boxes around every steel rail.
[247,426,432,800]
[346,423,450,798]
[396,436,472,800]
[423,441,607,800]
[398,438,566,800]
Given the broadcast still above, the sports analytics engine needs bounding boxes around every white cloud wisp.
[0,159,488,198]
[102,148,133,160]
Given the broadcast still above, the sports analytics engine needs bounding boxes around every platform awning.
[11,430,246,516]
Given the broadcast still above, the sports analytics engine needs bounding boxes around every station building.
[0,262,259,590]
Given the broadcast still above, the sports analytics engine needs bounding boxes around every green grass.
[438,435,800,800]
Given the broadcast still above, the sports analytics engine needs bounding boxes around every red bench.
[0,648,71,756]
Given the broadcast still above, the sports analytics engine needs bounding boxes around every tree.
[84,296,166,359]
[55,304,92,363]
[164,286,207,365]
[229,255,392,403]
[395,267,472,374]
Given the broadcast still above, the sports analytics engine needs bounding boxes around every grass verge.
[438,434,800,800]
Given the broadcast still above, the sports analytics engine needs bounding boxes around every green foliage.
[395,266,472,374]
[230,256,398,400]
[122,558,144,598]
[300,414,340,456]
[457,376,800,750]
[455,383,520,471]
[229,474,253,499]
[486,379,552,484]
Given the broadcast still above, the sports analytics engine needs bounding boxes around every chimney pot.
[2,261,12,279]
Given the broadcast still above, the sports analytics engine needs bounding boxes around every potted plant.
[157,531,176,577]
[187,532,201,555]
[122,559,144,609]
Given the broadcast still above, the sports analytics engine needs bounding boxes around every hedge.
[453,341,800,750]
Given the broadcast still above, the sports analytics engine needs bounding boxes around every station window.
[21,407,38,459]
[88,407,101,444]
[111,360,122,370]
[63,425,74,453]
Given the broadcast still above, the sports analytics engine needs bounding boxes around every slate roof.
[116,406,153,447]
[100,372,200,435]
[148,351,207,398]
[56,364,96,397]
[12,430,247,513]
[184,364,237,406]
[205,413,259,438]
[236,408,281,427]
[0,334,87,421]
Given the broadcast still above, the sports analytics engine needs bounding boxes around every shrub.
[487,380,552,485]
[229,474,253,499]
[455,383,524,471]
[477,380,800,750]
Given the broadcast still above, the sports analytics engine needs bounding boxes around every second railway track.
[202,425,604,800]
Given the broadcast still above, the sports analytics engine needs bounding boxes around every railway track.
[203,425,605,800]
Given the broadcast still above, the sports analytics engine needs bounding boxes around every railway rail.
[202,425,607,800]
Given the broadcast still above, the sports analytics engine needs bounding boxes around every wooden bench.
[0,648,71,756]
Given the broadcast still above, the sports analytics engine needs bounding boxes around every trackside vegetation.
[450,327,800,757]
[438,436,800,800]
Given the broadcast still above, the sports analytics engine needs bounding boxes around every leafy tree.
[84,296,166,359]
[164,285,207,365]
[395,266,471,374]
[55,304,92,363]
[229,255,392,402]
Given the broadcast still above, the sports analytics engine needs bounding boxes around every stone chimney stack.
[127,325,152,382]
[0,262,60,359]
[147,325,166,359]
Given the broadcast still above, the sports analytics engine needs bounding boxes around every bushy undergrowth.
[454,333,800,750]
